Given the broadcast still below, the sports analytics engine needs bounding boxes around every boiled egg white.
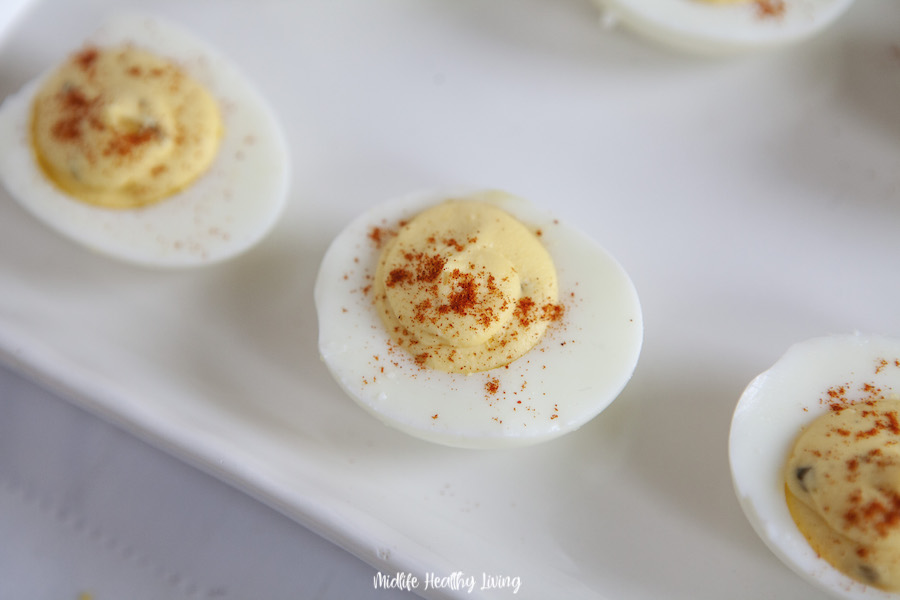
[0,14,290,267]
[729,333,900,599]
[314,189,643,449]
[592,0,856,53]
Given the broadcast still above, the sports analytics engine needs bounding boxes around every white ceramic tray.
[2,1,899,598]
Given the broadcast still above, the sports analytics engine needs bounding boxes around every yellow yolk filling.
[30,45,222,208]
[373,192,564,374]
[785,397,900,590]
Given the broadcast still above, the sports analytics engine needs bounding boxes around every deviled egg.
[593,0,856,53]
[0,14,290,267]
[730,333,900,598]
[315,189,643,449]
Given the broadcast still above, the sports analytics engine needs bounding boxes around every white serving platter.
[1,1,899,598]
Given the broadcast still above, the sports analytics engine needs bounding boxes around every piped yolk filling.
[30,45,222,209]
[373,192,564,374]
[786,397,900,591]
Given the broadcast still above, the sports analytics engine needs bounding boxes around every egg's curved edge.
[0,13,292,269]
[728,367,827,593]
[314,187,643,450]
[318,357,569,450]
[592,0,857,55]
[729,333,900,600]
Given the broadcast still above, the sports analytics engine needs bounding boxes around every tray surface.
[1,1,899,598]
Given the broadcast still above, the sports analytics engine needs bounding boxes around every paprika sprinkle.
[786,371,900,590]
[372,198,563,374]
[31,44,222,208]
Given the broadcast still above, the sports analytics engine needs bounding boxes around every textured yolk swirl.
[31,45,222,208]
[786,397,900,591]
[373,194,564,374]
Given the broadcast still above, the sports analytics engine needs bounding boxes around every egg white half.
[730,333,900,599]
[315,189,643,449]
[594,0,856,54]
[0,14,290,268]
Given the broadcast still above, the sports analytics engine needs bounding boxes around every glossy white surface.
[315,189,642,449]
[0,15,290,267]
[592,0,856,54]
[731,334,900,600]
[1,1,899,599]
